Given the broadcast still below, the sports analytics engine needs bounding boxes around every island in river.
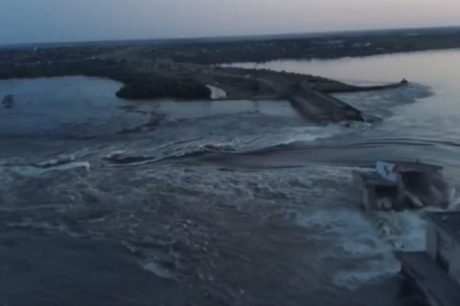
[0,26,439,123]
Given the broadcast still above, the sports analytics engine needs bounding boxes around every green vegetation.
[116,77,211,100]
[0,60,211,100]
[143,28,460,64]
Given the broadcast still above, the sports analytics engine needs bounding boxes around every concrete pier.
[398,252,460,306]
[204,70,365,123]
[284,82,364,123]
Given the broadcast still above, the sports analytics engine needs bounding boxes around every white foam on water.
[327,210,427,290]
[192,124,346,151]
[3,161,90,177]
[295,209,400,290]
[321,209,427,290]
[142,261,176,280]
[268,125,345,145]
[206,85,227,100]
[271,147,444,291]
[147,100,301,121]
[101,123,350,164]
[369,210,427,252]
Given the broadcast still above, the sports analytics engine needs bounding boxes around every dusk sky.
[1,0,460,44]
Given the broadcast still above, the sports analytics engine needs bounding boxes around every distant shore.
[142,27,460,64]
[0,58,407,100]
[0,30,418,122]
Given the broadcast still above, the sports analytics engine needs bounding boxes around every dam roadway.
[204,69,366,123]
[281,82,364,123]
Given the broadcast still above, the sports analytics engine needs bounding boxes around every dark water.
[2,50,460,306]
[228,50,460,175]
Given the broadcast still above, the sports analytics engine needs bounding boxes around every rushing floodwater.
[1,50,460,306]
[229,50,460,170]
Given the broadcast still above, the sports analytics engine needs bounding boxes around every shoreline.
[0,40,414,124]
[0,62,407,124]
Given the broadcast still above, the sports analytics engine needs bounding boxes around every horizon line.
[2,24,460,49]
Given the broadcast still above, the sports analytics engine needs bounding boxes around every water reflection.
[228,50,460,167]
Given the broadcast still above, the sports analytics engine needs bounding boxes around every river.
[227,50,460,172]
[1,50,460,306]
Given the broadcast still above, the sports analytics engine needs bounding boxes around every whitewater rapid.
[1,55,459,305]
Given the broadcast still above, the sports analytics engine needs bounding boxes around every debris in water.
[355,160,455,211]
[2,94,14,109]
